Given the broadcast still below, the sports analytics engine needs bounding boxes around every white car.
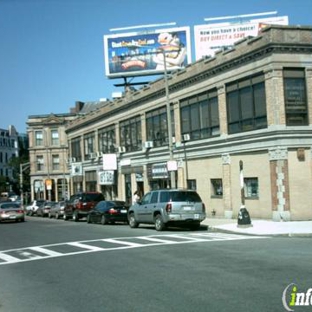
[26,200,46,216]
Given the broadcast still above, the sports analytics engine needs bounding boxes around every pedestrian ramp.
[0,232,268,266]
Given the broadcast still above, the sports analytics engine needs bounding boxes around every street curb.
[208,226,312,237]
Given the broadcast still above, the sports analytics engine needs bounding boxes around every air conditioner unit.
[68,157,76,163]
[182,134,190,142]
[144,141,154,149]
[89,153,96,159]
[118,146,126,153]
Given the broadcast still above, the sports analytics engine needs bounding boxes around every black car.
[87,200,129,225]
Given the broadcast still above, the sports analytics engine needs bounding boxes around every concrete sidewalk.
[202,217,312,236]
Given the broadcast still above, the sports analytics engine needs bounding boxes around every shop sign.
[99,171,115,185]
[152,163,168,179]
[45,179,52,190]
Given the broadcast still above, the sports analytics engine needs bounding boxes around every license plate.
[194,214,200,219]
[183,206,193,211]
[120,209,127,213]
[9,215,16,219]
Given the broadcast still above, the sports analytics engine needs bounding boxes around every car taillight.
[109,208,117,214]
[202,203,206,213]
[165,203,172,213]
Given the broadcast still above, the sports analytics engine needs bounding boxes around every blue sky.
[0,0,311,133]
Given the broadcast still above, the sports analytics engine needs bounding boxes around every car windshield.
[162,191,202,202]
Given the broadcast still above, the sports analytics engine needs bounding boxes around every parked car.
[36,201,55,217]
[64,192,105,221]
[128,189,206,231]
[48,201,66,219]
[26,200,46,216]
[87,200,129,225]
[0,201,25,223]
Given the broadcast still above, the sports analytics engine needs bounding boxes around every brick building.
[65,25,312,221]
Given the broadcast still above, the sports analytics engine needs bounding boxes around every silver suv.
[128,189,206,231]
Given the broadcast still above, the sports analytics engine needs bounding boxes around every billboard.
[104,26,191,78]
[194,16,288,60]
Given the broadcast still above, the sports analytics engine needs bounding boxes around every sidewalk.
[202,217,312,236]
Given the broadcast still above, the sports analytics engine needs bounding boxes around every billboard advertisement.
[194,16,288,60]
[104,26,191,78]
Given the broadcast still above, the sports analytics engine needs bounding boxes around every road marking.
[0,252,20,263]
[135,236,179,244]
[0,233,268,266]
[67,242,104,251]
[29,246,63,257]
[103,238,143,247]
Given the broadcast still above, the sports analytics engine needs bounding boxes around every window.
[187,179,197,190]
[52,155,60,171]
[84,133,95,160]
[36,156,44,171]
[120,116,142,152]
[180,90,219,140]
[35,131,43,146]
[146,106,174,147]
[244,178,259,198]
[211,179,223,196]
[51,130,59,146]
[226,74,267,134]
[71,138,82,162]
[150,192,159,204]
[284,68,308,126]
[141,192,152,205]
[98,125,116,154]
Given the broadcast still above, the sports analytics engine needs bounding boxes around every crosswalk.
[0,232,268,266]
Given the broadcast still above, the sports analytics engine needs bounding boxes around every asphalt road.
[0,217,311,312]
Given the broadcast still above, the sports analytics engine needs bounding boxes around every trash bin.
[237,207,251,225]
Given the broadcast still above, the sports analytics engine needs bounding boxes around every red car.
[63,192,104,222]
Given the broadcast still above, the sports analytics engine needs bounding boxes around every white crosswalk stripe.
[0,232,268,266]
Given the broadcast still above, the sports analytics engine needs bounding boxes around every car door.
[91,202,105,223]
[136,192,152,222]
[145,191,159,223]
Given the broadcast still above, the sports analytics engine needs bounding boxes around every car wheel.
[20,217,25,222]
[128,213,139,228]
[72,211,79,222]
[87,214,92,224]
[101,215,107,225]
[63,214,68,221]
[155,214,166,231]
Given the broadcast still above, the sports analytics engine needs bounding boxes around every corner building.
[66,25,312,221]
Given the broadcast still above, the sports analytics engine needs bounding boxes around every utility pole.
[163,50,176,189]
[20,162,30,208]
